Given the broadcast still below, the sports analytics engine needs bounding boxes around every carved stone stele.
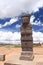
[20,14,34,60]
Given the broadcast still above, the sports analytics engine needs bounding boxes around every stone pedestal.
[0,54,5,61]
[4,55,36,65]
[20,51,34,60]
[20,14,34,60]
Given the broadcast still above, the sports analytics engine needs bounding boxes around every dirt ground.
[0,47,43,65]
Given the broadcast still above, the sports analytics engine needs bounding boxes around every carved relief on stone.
[20,14,34,60]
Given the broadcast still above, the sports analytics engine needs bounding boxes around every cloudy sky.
[0,0,43,44]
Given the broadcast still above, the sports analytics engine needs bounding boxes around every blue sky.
[0,0,43,44]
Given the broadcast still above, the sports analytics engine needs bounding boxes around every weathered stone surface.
[20,54,34,61]
[21,24,32,30]
[4,55,37,65]
[21,30,32,34]
[21,36,33,41]
[4,55,43,65]
[4,63,16,65]
[22,14,30,24]
[20,14,34,60]
[0,54,5,61]
[21,42,33,48]
[22,47,33,51]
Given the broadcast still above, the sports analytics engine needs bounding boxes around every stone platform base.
[0,54,5,61]
[4,55,35,65]
[4,54,43,65]
[20,51,34,61]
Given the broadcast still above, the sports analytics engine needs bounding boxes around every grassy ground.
[0,44,21,48]
[0,44,43,48]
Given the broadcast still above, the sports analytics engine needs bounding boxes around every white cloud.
[30,15,43,26]
[16,24,21,28]
[31,21,42,26]
[0,31,21,44]
[33,0,43,12]
[33,31,43,43]
[30,15,35,24]
[3,18,18,26]
[0,0,42,18]
[0,30,43,44]
[0,18,18,28]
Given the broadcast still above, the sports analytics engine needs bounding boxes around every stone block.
[20,55,34,61]
[21,51,33,55]
[4,63,16,65]
[0,54,5,61]
[20,51,34,60]
[4,55,36,65]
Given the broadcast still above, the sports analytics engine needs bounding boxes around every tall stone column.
[20,14,34,60]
